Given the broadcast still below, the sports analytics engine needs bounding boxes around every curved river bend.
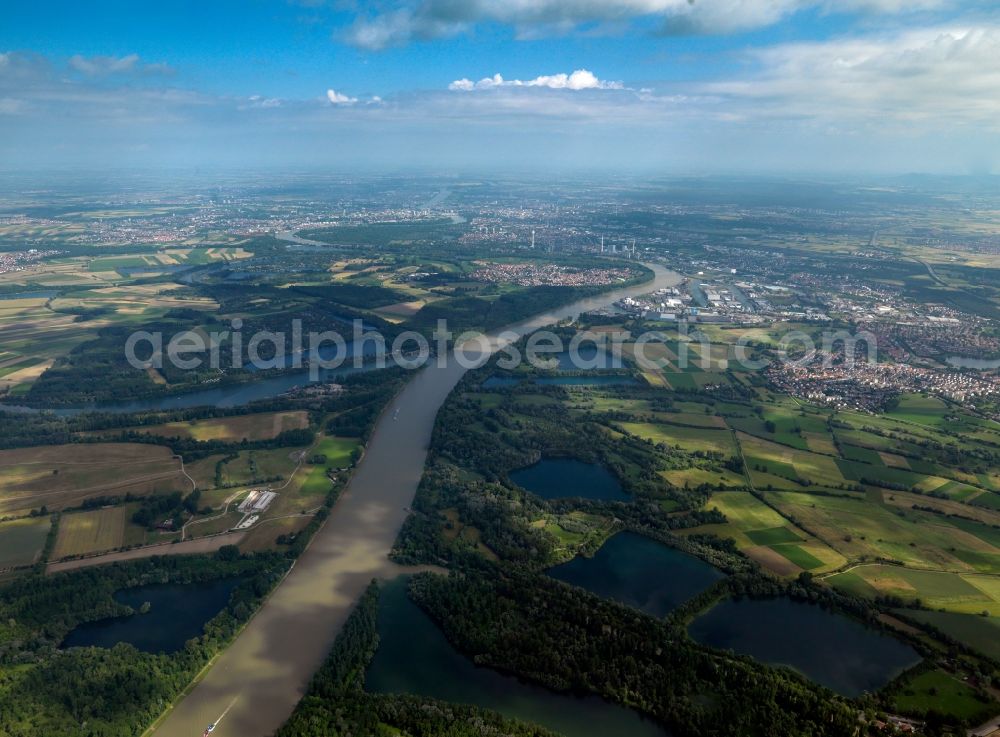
[151,264,681,737]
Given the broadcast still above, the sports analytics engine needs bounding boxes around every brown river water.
[150,263,681,737]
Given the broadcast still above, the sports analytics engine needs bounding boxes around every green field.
[740,432,847,490]
[617,422,737,455]
[0,517,51,568]
[770,543,825,570]
[829,565,1000,615]
[659,466,746,489]
[298,436,362,497]
[771,491,1000,574]
[86,255,151,273]
[892,669,995,722]
[300,465,335,496]
[312,436,361,469]
[886,394,952,427]
[95,410,309,443]
[745,526,803,545]
[213,447,305,487]
[693,491,845,575]
[902,610,1000,661]
[51,506,127,559]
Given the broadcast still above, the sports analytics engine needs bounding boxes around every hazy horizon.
[4,1,1000,174]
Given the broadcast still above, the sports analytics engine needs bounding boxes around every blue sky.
[2,1,999,173]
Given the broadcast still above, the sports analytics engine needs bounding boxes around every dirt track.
[46,531,246,574]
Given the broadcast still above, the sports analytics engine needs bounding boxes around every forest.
[0,551,289,737]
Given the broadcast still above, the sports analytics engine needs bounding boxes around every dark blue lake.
[688,597,922,697]
[482,376,522,387]
[549,531,725,617]
[510,458,630,501]
[61,578,241,653]
[1,360,380,416]
[366,576,667,737]
[483,374,635,388]
[538,375,636,386]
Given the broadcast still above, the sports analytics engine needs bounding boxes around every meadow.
[88,410,309,443]
[616,421,737,455]
[690,491,846,576]
[211,447,305,488]
[300,436,361,496]
[0,517,51,568]
[0,279,217,395]
[829,566,1000,616]
[901,610,1000,661]
[773,491,1000,573]
[891,669,994,723]
[0,443,188,515]
[51,506,129,559]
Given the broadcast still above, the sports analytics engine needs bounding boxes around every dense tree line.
[19,275,409,407]
[384,352,963,737]
[0,552,289,737]
[0,368,406,458]
[406,566,858,737]
[276,582,563,737]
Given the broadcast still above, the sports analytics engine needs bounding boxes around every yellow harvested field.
[707,491,786,529]
[803,432,838,455]
[744,545,802,577]
[375,300,426,317]
[90,410,309,443]
[0,358,53,391]
[641,370,670,388]
[624,341,676,370]
[879,452,911,469]
[882,490,1000,528]
[0,443,188,514]
[967,576,1000,603]
[690,491,847,575]
[52,506,127,559]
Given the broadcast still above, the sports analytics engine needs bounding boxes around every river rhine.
[150,262,681,737]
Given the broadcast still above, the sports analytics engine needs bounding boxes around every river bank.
[150,263,682,737]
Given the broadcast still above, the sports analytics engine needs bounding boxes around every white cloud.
[69,53,139,75]
[244,95,282,109]
[0,97,24,115]
[326,88,358,105]
[705,26,1000,126]
[344,0,949,49]
[68,53,173,76]
[5,21,1000,175]
[449,69,623,91]
[142,62,175,76]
